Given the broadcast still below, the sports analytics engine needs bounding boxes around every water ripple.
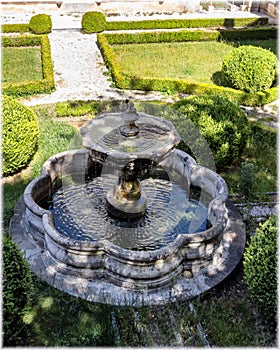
[51,174,208,251]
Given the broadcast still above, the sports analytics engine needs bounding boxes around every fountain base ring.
[106,188,147,220]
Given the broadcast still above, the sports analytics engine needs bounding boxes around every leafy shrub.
[82,11,106,33]
[243,216,277,321]
[29,14,52,34]
[3,233,34,345]
[3,95,39,176]
[174,95,250,169]
[222,45,278,93]
[1,23,30,33]
[105,16,268,31]
[239,160,258,197]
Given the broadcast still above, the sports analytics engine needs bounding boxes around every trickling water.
[50,174,209,251]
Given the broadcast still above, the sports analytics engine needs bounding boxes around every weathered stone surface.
[9,148,245,306]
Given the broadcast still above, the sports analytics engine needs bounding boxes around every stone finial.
[120,102,140,137]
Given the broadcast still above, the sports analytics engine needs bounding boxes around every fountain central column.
[106,103,147,219]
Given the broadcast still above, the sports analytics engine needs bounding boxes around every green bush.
[82,11,106,33]
[105,16,268,31]
[1,23,30,33]
[239,160,258,197]
[29,14,52,34]
[3,233,34,345]
[222,45,278,93]
[104,27,276,45]
[174,95,250,169]
[243,216,277,322]
[3,95,39,176]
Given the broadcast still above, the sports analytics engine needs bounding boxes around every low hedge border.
[2,35,55,97]
[104,27,277,44]
[1,23,30,33]
[97,28,278,106]
[105,16,269,31]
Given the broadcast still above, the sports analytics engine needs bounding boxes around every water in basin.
[49,171,209,251]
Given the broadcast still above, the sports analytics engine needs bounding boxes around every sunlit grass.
[112,39,277,85]
[2,46,42,83]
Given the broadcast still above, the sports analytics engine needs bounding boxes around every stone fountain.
[10,102,245,306]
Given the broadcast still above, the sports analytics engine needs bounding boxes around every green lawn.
[112,39,277,85]
[2,46,42,84]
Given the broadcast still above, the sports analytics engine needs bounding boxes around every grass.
[2,46,42,83]
[112,39,277,85]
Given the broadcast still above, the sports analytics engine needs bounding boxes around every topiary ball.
[29,13,52,34]
[81,11,106,33]
[222,45,278,93]
[3,95,39,176]
[243,216,277,322]
[174,94,250,169]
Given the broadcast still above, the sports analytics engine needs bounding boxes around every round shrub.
[3,233,33,345]
[174,95,250,169]
[82,11,106,33]
[243,216,277,321]
[29,13,52,34]
[3,95,39,176]
[222,45,278,93]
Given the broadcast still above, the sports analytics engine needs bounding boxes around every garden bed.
[1,35,55,97]
[97,27,278,106]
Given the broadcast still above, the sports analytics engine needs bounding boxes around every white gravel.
[20,28,168,106]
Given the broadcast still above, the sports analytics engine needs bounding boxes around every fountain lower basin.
[10,147,245,306]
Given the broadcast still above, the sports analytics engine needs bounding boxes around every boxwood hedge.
[105,16,268,31]
[3,95,39,176]
[3,232,33,345]
[222,45,278,93]
[82,11,106,33]
[243,215,277,322]
[174,94,251,169]
[29,13,52,34]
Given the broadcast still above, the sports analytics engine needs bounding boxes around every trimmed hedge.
[103,27,277,45]
[82,11,106,33]
[29,13,52,34]
[243,216,277,322]
[173,95,250,169]
[3,232,34,345]
[2,35,55,97]
[105,16,269,31]
[3,95,39,176]
[1,23,30,33]
[222,45,278,93]
[97,28,278,106]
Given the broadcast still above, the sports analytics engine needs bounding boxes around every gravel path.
[21,28,168,106]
